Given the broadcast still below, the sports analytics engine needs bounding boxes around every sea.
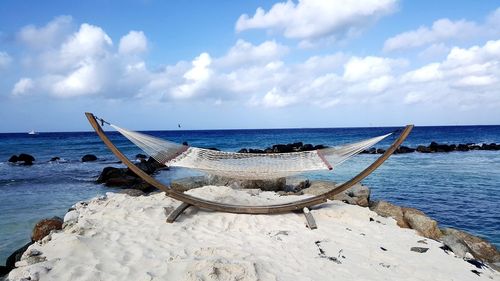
[0,125,499,262]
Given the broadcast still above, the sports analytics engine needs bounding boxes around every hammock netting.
[111,124,391,180]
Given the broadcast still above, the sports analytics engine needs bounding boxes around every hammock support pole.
[85,112,413,215]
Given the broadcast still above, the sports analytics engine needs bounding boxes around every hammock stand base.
[85,112,413,219]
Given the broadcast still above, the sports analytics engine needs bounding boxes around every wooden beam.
[166,203,191,223]
[303,207,317,229]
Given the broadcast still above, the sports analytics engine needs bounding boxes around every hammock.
[110,124,391,180]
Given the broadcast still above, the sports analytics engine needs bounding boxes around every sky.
[0,0,499,132]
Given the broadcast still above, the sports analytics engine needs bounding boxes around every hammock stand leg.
[166,202,192,223]
[303,207,317,230]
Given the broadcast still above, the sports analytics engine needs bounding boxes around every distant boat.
[28,130,38,135]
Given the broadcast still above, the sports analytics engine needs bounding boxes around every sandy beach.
[7,186,499,281]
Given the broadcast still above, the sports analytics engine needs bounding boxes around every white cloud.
[215,39,288,68]
[260,87,298,107]
[17,15,73,49]
[12,78,34,95]
[172,53,213,99]
[51,61,103,97]
[402,63,442,83]
[60,23,112,64]
[0,51,12,69]
[236,0,397,44]
[343,56,405,82]
[384,8,500,52]
[119,30,148,55]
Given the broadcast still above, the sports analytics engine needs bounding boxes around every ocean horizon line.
[1,123,500,135]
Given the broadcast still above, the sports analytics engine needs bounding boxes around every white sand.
[8,186,500,281]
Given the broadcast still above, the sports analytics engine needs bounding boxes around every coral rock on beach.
[404,210,442,240]
[441,228,500,265]
[370,201,408,228]
[31,217,63,242]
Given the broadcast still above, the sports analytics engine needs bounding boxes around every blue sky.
[0,0,499,132]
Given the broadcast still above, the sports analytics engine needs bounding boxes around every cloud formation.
[119,30,148,55]
[236,0,397,45]
[8,10,500,116]
[384,8,500,52]
[17,15,73,49]
[0,51,11,69]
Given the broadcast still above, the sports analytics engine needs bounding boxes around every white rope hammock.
[111,124,391,180]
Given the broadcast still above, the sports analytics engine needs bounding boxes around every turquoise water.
[0,125,499,262]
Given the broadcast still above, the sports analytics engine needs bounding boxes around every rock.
[376,148,386,154]
[105,176,141,187]
[441,234,472,258]
[456,144,470,152]
[49,157,60,161]
[130,157,165,175]
[284,178,311,193]
[31,217,63,241]
[171,176,209,192]
[410,247,429,253]
[416,145,431,153]
[301,180,336,196]
[97,167,128,183]
[302,181,370,207]
[334,183,371,207]
[239,178,286,191]
[441,228,500,263]
[8,155,18,163]
[136,154,147,161]
[63,210,79,223]
[395,146,415,154]
[9,153,35,165]
[238,148,248,153]
[0,265,9,276]
[119,189,146,196]
[314,145,327,150]
[369,201,408,228]
[404,210,442,240]
[429,142,454,153]
[5,241,33,270]
[362,148,377,154]
[81,154,97,162]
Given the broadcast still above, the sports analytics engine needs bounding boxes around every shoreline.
[3,185,500,280]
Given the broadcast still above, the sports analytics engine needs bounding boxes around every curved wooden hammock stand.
[86,112,413,226]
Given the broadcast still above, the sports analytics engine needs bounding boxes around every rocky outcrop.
[171,176,209,192]
[119,189,146,197]
[4,242,33,274]
[441,228,500,265]
[403,208,442,240]
[8,154,35,165]
[238,142,328,154]
[31,217,63,242]
[301,181,371,207]
[369,203,443,239]
[369,201,408,228]
[81,154,98,162]
[171,175,287,192]
[96,157,166,192]
[441,234,472,258]
[364,142,500,154]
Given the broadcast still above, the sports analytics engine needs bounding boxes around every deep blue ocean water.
[0,125,499,262]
